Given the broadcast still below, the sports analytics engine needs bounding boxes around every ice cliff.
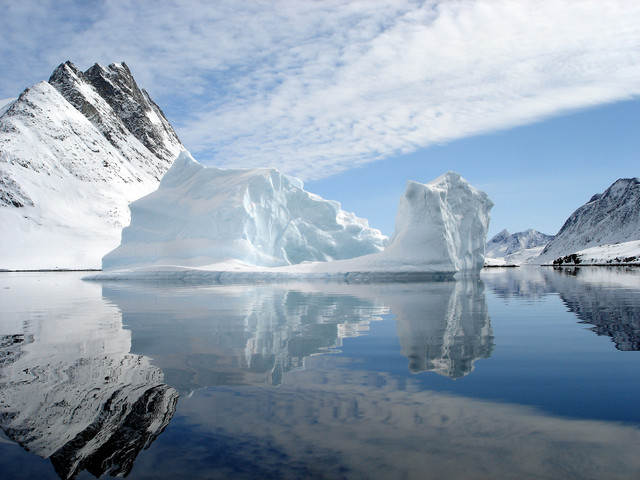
[372,173,493,273]
[99,157,492,278]
[103,151,387,270]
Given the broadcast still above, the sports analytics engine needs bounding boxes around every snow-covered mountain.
[0,61,183,270]
[485,229,554,265]
[537,178,640,264]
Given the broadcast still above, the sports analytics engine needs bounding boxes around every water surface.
[1,267,639,479]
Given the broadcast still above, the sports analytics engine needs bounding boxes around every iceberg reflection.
[390,279,493,378]
[1,272,639,479]
[103,278,492,389]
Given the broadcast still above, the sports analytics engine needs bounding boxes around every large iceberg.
[98,153,492,280]
[103,151,387,270]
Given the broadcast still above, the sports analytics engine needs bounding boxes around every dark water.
[1,267,639,479]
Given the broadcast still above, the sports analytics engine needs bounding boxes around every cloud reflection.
[148,364,640,479]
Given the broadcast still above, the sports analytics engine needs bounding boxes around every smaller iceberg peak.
[427,170,462,184]
[383,172,492,272]
[159,150,204,187]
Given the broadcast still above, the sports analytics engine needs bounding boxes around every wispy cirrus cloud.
[1,0,639,179]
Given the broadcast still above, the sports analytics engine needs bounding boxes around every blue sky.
[1,0,639,238]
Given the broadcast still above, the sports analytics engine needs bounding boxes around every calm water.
[0,267,639,479]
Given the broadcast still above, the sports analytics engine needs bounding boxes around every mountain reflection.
[103,278,492,389]
[482,266,640,350]
[0,275,178,480]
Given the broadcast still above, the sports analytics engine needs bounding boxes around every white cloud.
[1,0,639,179]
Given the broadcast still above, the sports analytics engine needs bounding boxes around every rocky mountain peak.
[485,229,554,264]
[47,60,181,165]
[48,60,84,85]
[84,61,181,163]
[490,229,511,243]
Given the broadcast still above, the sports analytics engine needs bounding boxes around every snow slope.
[103,151,387,270]
[0,98,14,116]
[546,240,640,266]
[537,178,640,264]
[0,61,183,270]
[96,168,493,280]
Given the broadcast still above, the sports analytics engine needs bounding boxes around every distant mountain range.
[0,61,183,269]
[485,229,554,264]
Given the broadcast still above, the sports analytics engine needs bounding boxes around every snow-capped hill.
[103,151,387,270]
[0,61,184,270]
[485,229,554,264]
[537,178,640,263]
[486,229,554,258]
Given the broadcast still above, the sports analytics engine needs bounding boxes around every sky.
[1,0,639,238]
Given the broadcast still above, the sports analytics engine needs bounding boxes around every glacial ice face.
[103,151,387,270]
[97,167,493,277]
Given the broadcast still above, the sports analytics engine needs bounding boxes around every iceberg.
[97,153,492,280]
